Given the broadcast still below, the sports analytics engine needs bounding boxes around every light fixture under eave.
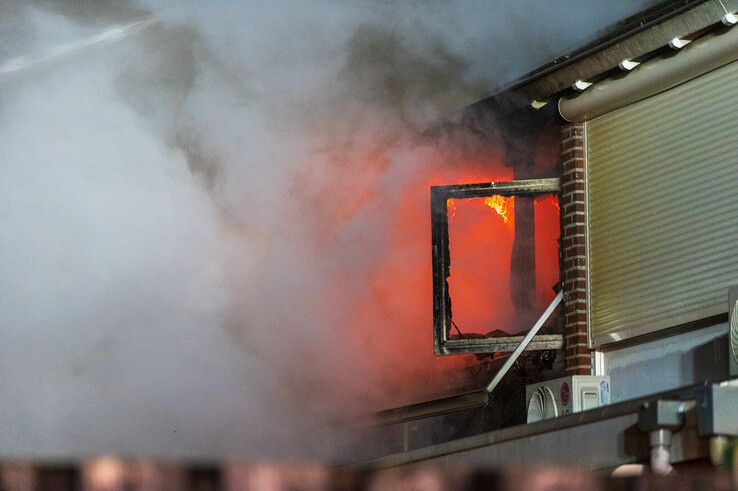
[723,13,738,26]
[572,80,592,91]
[619,59,640,71]
[530,99,548,109]
[669,37,691,49]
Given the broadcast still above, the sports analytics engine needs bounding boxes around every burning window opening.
[431,178,563,356]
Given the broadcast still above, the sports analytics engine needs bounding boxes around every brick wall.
[560,123,591,375]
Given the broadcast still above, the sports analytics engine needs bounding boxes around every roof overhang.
[516,0,738,103]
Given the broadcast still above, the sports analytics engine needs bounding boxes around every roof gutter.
[559,23,738,122]
[517,0,738,101]
[509,0,705,93]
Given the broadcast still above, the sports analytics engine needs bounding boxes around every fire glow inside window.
[431,178,561,355]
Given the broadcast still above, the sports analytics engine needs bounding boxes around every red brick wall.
[560,123,591,375]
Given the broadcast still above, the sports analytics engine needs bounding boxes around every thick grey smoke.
[0,0,656,459]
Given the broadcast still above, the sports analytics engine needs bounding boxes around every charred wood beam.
[441,334,563,355]
[431,178,559,200]
[374,390,489,426]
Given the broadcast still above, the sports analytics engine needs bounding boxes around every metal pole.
[485,290,563,394]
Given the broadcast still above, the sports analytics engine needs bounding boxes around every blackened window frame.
[431,177,562,355]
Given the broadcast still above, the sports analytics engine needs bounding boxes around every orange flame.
[447,198,456,220]
[484,195,513,224]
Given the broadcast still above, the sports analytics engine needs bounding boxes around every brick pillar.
[560,123,591,375]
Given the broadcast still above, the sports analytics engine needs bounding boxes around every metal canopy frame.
[430,177,561,355]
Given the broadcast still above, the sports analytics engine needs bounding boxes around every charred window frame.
[431,177,562,355]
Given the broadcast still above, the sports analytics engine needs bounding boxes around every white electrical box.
[526,375,610,423]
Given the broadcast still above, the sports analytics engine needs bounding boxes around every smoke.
[0,0,657,459]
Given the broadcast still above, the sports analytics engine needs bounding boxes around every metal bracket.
[696,380,738,436]
[638,400,686,432]
[638,399,686,475]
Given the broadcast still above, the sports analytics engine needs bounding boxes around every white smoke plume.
[0,0,657,460]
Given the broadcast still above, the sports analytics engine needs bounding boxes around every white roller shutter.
[586,60,738,347]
